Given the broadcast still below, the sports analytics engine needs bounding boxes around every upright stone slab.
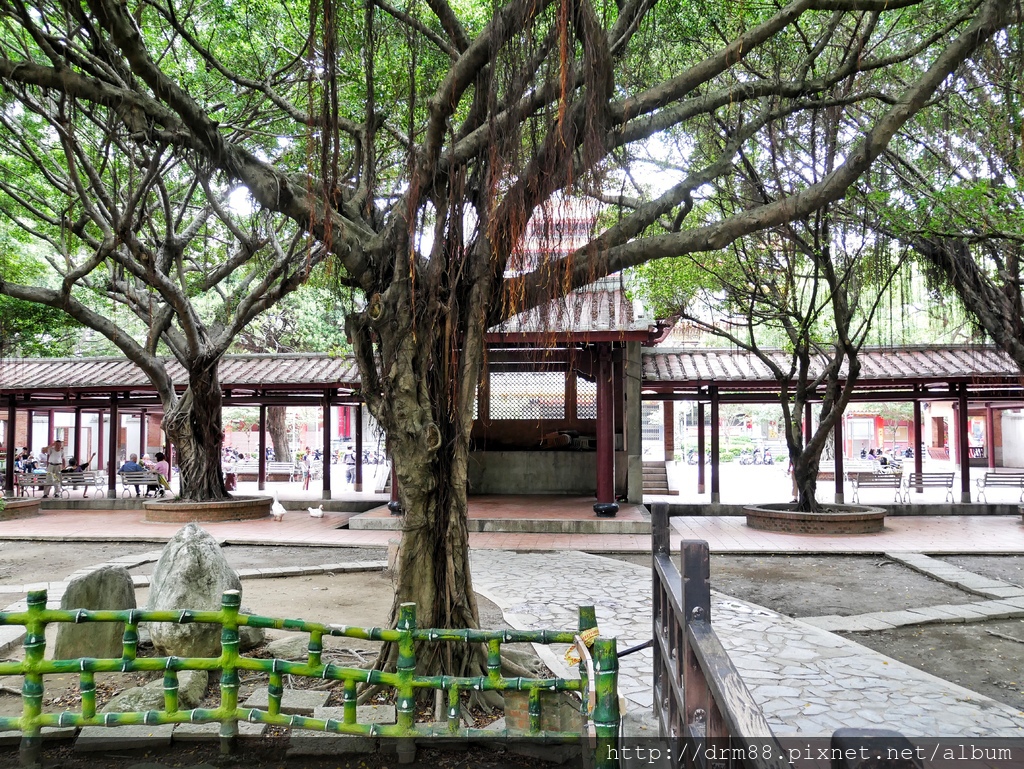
[53,566,136,660]
[145,523,242,657]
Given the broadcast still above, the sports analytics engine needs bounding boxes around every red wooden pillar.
[833,414,845,504]
[986,405,996,469]
[710,386,720,503]
[96,409,105,471]
[593,345,618,516]
[4,399,16,494]
[957,384,970,503]
[26,409,34,456]
[47,410,55,445]
[354,403,364,492]
[257,405,267,491]
[106,395,118,497]
[913,397,924,481]
[697,401,706,494]
[73,407,83,468]
[663,401,674,462]
[139,408,148,459]
[322,393,333,500]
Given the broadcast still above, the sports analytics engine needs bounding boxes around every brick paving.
[2,500,1022,553]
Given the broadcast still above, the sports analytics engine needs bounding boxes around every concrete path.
[471,549,1024,738]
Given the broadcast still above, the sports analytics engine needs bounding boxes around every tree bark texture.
[266,407,291,462]
[162,359,229,502]
[915,237,1024,371]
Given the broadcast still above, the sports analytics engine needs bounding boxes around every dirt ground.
[3,544,1024,766]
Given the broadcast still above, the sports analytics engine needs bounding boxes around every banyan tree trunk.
[162,361,229,501]
[267,406,291,462]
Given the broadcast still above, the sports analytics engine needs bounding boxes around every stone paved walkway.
[470,549,1024,738]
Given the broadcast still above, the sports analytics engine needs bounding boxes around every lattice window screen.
[577,376,597,419]
[489,372,565,420]
[642,402,662,442]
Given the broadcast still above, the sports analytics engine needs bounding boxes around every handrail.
[652,502,789,769]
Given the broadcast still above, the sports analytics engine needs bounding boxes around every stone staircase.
[643,461,677,495]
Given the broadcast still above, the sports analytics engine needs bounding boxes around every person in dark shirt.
[62,452,97,473]
[119,453,145,496]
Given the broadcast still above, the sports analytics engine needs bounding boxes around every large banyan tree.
[0,0,1015,672]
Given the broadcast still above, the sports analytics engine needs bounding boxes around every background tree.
[631,100,907,510]
[869,25,1024,367]
[0,76,330,498]
[232,281,351,462]
[0,0,1015,677]
[0,231,79,357]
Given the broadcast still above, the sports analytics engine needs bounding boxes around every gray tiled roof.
[0,354,359,393]
[641,346,1023,384]
[2,345,1019,395]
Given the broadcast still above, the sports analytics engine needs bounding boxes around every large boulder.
[54,566,136,660]
[145,523,244,657]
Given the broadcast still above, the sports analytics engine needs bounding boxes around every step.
[347,505,651,534]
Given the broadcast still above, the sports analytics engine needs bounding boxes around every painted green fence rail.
[0,588,619,768]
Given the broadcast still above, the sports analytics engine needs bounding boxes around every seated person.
[62,452,97,474]
[153,452,171,496]
[119,453,146,496]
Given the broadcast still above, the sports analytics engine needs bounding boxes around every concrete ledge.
[76,724,174,751]
[663,502,1022,517]
[348,513,650,534]
[173,721,266,742]
[39,496,385,512]
[744,504,886,534]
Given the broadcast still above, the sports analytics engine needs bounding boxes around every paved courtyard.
[472,549,1024,738]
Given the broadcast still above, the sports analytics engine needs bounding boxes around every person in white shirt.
[42,439,65,498]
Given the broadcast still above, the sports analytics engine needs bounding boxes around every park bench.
[119,470,162,497]
[16,472,55,497]
[15,471,103,498]
[849,470,903,504]
[902,471,956,503]
[59,471,105,498]
[975,470,1024,503]
[233,460,298,482]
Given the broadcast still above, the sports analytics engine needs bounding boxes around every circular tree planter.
[744,502,886,534]
[143,495,273,523]
[0,497,41,520]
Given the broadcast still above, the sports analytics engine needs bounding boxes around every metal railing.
[652,502,788,769]
[0,589,619,768]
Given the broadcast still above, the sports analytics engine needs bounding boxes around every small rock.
[102,670,209,713]
[266,635,312,659]
[54,566,136,660]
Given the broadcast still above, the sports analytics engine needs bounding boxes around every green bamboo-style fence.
[0,589,619,768]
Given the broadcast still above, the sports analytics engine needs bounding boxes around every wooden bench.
[119,471,162,497]
[903,471,956,503]
[849,471,903,504]
[233,461,298,482]
[975,471,1024,503]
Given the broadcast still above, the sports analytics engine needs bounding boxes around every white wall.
[1001,410,1024,468]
